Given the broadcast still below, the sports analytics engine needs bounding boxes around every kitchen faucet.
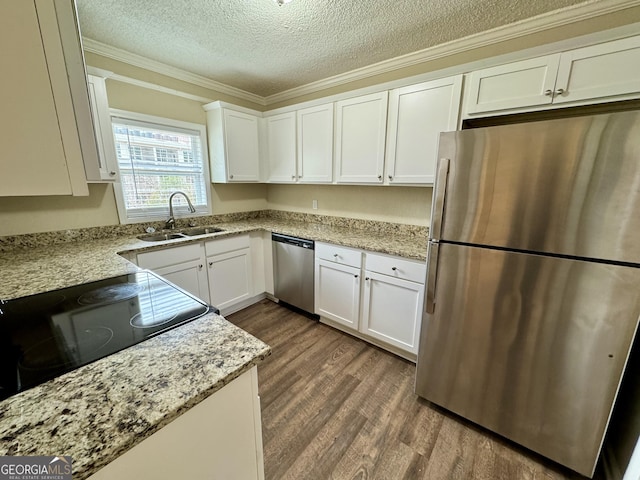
[165,191,196,229]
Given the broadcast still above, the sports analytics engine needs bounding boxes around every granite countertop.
[0,212,425,478]
[0,215,428,301]
[0,312,270,479]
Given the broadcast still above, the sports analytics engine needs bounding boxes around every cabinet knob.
[354,274,359,278]
[109,171,116,176]
[208,261,213,267]
[377,175,382,180]
[199,264,203,269]
[391,267,397,271]
[388,175,392,180]
[333,253,339,258]
[365,277,370,281]
[544,89,553,96]
[554,88,565,96]
[292,175,296,180]
[229,174,234,179]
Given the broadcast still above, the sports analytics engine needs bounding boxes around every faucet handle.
[145,226,156,234]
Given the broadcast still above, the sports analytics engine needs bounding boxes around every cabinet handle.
[109,171,116,176]
[544,89,553,96]
[554,88,565,96]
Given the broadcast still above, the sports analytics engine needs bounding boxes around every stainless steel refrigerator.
[415,110,640,478]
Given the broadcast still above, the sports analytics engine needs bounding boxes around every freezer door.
[435,111,640,264]
[415,243,640,477]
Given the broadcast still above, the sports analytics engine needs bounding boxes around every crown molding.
[264,0,640,105]
[82,38,266,106]
[82,0,640,108]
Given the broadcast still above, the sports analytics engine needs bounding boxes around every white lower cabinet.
[88,366,265,480]
[315,259,361,329]
[206,234,253,314]
[135,234,259,314]
[136,243,209,303]
[314,242,426,360]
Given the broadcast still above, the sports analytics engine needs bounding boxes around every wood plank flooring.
[228,300,597,480]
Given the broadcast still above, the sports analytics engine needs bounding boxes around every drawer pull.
[391,267,397,271]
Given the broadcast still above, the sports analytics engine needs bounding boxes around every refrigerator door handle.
[425,241,439,314]
[430,158,450,241]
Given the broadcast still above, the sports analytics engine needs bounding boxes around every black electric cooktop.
[0,271,213,401]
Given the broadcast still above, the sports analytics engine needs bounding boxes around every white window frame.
[110,109,212,225]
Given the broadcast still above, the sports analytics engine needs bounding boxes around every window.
[110,110,211,224]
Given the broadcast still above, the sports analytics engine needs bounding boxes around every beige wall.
[267,184,432,226]
[3,9,639,235]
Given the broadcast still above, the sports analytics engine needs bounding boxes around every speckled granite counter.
[0,312,270,479]
[0,211,425,478]
[0,213,428,301]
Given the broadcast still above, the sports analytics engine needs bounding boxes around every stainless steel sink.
[137,226,225,241]
[137,232,187,242]
[181,226,225,236]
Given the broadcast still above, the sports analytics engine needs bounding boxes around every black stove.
[0,271,213,401]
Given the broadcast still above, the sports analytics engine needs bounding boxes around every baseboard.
[318,316,417,363]
[219,293,267,317]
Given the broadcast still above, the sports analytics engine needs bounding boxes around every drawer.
[365,252,426,284]
[205,233,250,256]
[137,243,202,270]
[315,242,362,268]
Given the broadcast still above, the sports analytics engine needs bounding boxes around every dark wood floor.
[228,300,592,480]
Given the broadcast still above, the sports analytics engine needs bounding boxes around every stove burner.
[130,310,179,329]
[19,327,114,371]
[78,283,143,306]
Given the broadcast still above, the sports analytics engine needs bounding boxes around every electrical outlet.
[312,199,318,210]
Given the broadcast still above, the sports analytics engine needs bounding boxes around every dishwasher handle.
[272,233,314,250]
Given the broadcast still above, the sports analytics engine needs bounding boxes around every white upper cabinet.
[205,102,261,182]
[0,0,93,197]
[297,103,334,183]
[265,112,297,183]
[553,35,640,105]
[385,76,462,185]
[465,34,640,116]
[85,72,119,182]
[335,92,388,184]
[465,55,561,114]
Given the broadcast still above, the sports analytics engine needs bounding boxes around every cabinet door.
[266,112,297,183]
[361,271,423,354]
[465,55,561,115]
[153,261,209,304]
[386,76,462,185]
[208,248,253,311]
[86,74,118,182]
[335,92,388,184]
[223,109,260,182]
[0,1,88,197]
[554,35,640,105]
[297,103,333,183]
[315,259,361,329]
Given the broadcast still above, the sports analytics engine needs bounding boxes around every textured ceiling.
[77,0,591,97]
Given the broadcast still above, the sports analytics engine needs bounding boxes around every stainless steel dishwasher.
[272,233,316,316]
